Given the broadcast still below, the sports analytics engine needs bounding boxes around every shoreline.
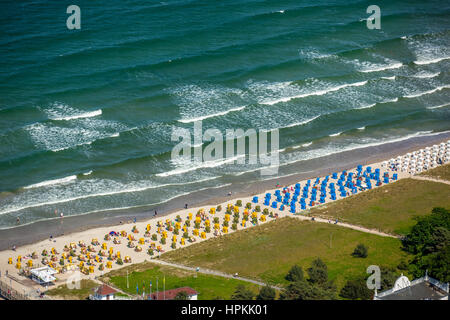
[0,130,449,251]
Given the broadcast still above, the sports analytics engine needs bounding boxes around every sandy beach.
[1,133,449,298]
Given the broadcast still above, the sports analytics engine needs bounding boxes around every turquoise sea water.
[0,0,449,228]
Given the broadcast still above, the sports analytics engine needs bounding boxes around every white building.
[90,284,118,300]
[374,272,449,300]
[30,266,57,285]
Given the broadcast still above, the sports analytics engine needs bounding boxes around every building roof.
[149,287,198,300]
[30,266,57,283]
[378,281,447,300]
[95,284,118,296]
[376,274,449,300]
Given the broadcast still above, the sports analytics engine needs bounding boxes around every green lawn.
[308,178,450,235]
[420,163,450,181]
[100,261,261,300]
[46,279,98,300]
[161,217,410,291]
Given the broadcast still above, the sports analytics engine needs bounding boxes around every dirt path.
[292,215,400,238]
[410,175,450,185]
[150,259,283,291]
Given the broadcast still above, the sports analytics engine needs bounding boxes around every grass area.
[46,279,98,300]
[308,178,450,235]
[161,217,410,291]
[420,163,450,181]
[100,261,261,300]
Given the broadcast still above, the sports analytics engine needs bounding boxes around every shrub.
[252,217,258,224]
[339,279,372,300]
[194,222,200,229]
[171,242,176,249]
[148,249,154,256]
[256,285,276,300]
[160,238,166,245]
[183,232,189,239]
[223,221,229,227]
[185,220,190,227]
[116,258,123,265]
[205,226,211,233]
[236,200,242,207]
[255,205,261,212]
[213,217,219,224]
[233,217,239,224]
[176,215,181,221]
[285,264,304,282]
[263,208,269,215]
[231,285,254,300]
[352,244,368,258]
[232,223,237,231]
[173,228,179,235]
[151,234,158,241]
[246,203,252,209]
[216,205,222,212]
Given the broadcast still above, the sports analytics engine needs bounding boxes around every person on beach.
[154,210,157,216]
[12,245,16,251]
[16,217,20,224]
[185,203,188,209]
[134,217,137,223]
[60,212,64,218]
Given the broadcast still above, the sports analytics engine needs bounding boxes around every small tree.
[263,208,269,215]
[116,258,123,265]
[231,284,254,300]
[246,203,252,209]
[205,226,211,233]
[256,284,276,300]
[185,220,191,227]
[183,232,189,239]
[339,279,372,300]
[223,221,229,227]
[151,234,158,241]
[160,237,166,245]
[171,242,176,249]
[352,244,368,258]
[255,206,261,212]
[285,264,304,282]
[173,228,179,235]
[236,200,242,207]
[194,222,200,229]
[232,223,237,231]
[307,258,328,285]
[216,205,222,212]
[213,217,219,224]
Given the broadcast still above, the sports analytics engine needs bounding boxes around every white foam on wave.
[178,105,245,123]
[359,62,403,73]
[281,116,320,129]
[278,130,447,170]
[427,102,450,110]
[413,56,450,65]
[261,80,368,106]
[404,85,450,99]
[357,126,366,130]
[412,72,440,79]
[157,155,245,177]
[82,170,93,176]
[329,132,342,137]
[381,76,396,80]
[302,142,313,147]
[23,175,77,189]
[1,176,220,215]
[52,109,102,121]
[357,97,398,110]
